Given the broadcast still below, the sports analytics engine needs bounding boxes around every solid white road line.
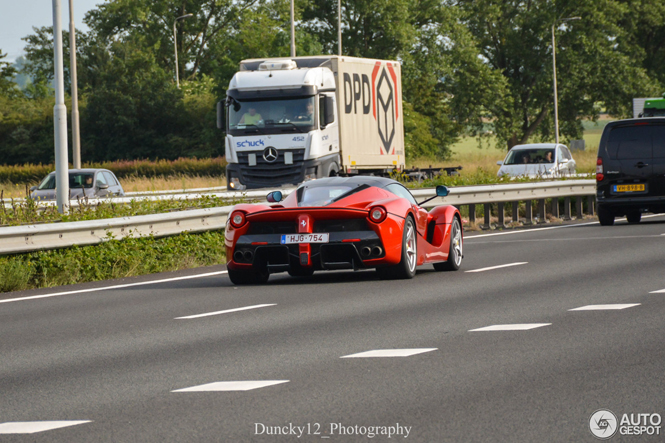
[0,271,228,305]
[465,213,665,240]
[465,262,528,273]
[175,304,276,320]
[0,421,91,434]
[172,380,289,392]
[340,348,437,358]
[469,324,551,332]
[569,304,641,311]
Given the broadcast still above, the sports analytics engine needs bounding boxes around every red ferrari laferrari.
[224,176,463,284]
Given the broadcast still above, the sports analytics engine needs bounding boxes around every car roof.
[297,176,401,189]
[509,143,560,150]
[605,117,665,127]
[47,168,112,175]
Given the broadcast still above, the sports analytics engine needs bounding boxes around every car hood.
[497,163,555,177]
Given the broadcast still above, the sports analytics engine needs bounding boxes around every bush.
[0,230,227,293]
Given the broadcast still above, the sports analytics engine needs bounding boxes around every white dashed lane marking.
[172,380,289,392]
[469,324,551,332]
[569,304,641,311]
[175,304,276,319]
[465,262,528,273]
[340,349,437,358]
[650,287,665,293]
[0,421,91,434]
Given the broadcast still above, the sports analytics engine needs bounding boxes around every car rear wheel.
[377,216,417,280]
[228,268,269,285]
[434,217,463,271]
[626,211,641,224]
[598,205,615,226]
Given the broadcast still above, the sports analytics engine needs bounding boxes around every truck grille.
[238,149,305,187]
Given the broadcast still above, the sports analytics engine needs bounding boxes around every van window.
[607,126,652,160]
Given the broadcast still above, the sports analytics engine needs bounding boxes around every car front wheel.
[434,217,463,271]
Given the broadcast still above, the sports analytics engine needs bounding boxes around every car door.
[558,146,575,176]
[94,171,110,197]
[103,171,122,196]
[386,183,428,235]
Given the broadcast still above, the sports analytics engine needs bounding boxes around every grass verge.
[0,230,226,293]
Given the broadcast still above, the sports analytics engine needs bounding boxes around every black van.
[596,118,665,225]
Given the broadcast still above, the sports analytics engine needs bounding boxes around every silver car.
[496,143,576,178]
[30,169,125,201]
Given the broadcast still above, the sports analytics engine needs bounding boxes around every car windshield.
[38,173,95,190]
[227,97,316,135]
[504,148,555,165]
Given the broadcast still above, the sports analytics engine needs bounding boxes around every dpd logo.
[590,409,618,440]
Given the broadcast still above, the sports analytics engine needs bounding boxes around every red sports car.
[224,176,463,284]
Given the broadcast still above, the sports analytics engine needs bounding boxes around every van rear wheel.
[598,205,615,226]
[626,212,641,224]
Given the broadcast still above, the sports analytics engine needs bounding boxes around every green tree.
[454,0,658,149]
[0,50,19,98]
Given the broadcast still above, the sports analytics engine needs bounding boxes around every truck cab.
[223,59,339,190]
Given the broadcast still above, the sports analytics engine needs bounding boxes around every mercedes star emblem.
[263,147,278,163]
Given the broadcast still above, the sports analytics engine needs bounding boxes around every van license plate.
[281,233,329,244]
[613,184,645,193]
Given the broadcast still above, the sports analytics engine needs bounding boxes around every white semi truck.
[218,56,406,190]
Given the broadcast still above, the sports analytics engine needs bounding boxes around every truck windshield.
[227,97,317,135]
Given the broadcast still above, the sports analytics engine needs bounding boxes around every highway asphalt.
[1,215,665,442]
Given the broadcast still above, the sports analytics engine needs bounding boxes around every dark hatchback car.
[30,169,125,201]
[596,118,665,225]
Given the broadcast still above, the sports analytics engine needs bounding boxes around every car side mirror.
[559,158,569,163]
[266,191,283,203]
[436,185,449,197]
[97,183,109,190]
[30,186,37,191]
[496,161,503,166]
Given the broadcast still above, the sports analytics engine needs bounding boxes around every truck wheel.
[228,268,269,285]
[377,217,417,280]
[434,217,462,271]
[597,205,614,226]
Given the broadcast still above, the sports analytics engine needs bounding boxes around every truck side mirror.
[320,95,335,127]
[217,101,224,129]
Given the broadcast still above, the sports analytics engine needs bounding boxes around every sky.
[0,0,102,63]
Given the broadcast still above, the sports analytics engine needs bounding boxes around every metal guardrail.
[0,180,596,255]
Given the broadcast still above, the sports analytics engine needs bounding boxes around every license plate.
[281,233,329,244]
[613,184,645,193]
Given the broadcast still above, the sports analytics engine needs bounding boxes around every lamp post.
[552,16,580,144]
[338,0,342,56]
[173,13,193,88]
[68,0,81,169]
[290,0,296,57]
